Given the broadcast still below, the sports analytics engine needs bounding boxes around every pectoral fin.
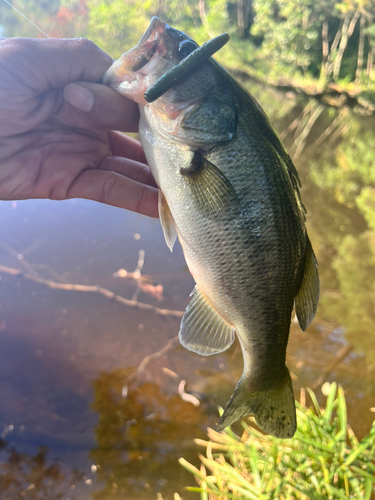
[181,152,240,215]
[158,191,177,252]
[295,236,320,330]
[179,286,235,355]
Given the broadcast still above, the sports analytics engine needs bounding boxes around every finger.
[0,38,112,93]
[67,169,159,218]
[100,156,157,188]
[107,131,147,164]
[63,82,139,132]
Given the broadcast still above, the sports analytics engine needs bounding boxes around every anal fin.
[158,191,177,252]
[179,286,235,356]
[295,236,320,330]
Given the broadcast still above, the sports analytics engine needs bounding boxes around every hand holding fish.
[0,37,158,216]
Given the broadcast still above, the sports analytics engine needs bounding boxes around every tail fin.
[217,368,296,438]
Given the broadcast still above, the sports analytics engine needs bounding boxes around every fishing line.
[2,0,50,38]
[3,1,228,105]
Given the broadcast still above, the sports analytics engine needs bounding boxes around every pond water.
[0,84,374,500]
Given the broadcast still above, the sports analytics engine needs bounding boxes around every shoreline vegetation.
[1,0,375,113]
[179,384,375,499]
[231,68,375,114]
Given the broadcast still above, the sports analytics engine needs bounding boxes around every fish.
[103,17,319,438]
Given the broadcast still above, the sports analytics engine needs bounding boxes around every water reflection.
[90,372,210,499]
[0,88,374,498]
[0,439,85,499]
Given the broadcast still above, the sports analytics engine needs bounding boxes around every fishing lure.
[2,0,230,105]
[144,32,230,103]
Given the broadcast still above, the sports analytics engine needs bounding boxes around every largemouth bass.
[104,17,319,438]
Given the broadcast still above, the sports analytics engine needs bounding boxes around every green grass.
[179,383,375,499]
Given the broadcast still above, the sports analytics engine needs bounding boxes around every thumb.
[63,81,140,132]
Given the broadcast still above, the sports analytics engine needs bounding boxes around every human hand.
[0,37,158,217]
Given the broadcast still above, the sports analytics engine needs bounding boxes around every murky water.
[0,85,374,499]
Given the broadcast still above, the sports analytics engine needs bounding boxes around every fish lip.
[104,17,198,102]
[103,17,169,94]
[138,16,166,45]
[103,44,164,97]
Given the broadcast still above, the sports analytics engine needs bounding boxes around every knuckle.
[99,155,114,171]
[135,185,147,214]
[100,171,118,205]
[136,165,149,182]
[73,38,96,51]
[71,38,111,62]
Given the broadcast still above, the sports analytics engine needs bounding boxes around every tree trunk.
[367,42,374,79]
[325,19,344,78]
[237,0,253,39]
[320,19,329,80]
[355,14,365,83]
[333,11,360,81]
[199,0,207,26]
[237,0,245,38]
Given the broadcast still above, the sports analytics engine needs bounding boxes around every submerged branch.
[0,240,39,277]
[0,264,184,319]
[128,335,179,380]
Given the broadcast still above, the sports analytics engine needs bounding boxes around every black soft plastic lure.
[144,32,230,103]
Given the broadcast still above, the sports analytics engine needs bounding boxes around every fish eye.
[177,40,198,60]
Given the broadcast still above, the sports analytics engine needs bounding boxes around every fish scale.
[104,17,319,438]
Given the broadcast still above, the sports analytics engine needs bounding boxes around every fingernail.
[64,83,94,113]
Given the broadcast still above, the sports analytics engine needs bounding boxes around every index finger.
[0,37,112,94]
[107,132,147,164]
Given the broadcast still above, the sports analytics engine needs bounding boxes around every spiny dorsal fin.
[181,152,240,215]
[158,190,177,252]
[295,236,320,330]
[179,285,235,356]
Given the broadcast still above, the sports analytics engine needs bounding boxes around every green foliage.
[2,0,375,89]
[310,120,375,208]
[252,0,322,74]
[303,111,375,359]
[180,384,375,499]
[83,0,152,58]
[329,232,375,346]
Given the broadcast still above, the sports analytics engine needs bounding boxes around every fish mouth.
[103,17,169,100]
